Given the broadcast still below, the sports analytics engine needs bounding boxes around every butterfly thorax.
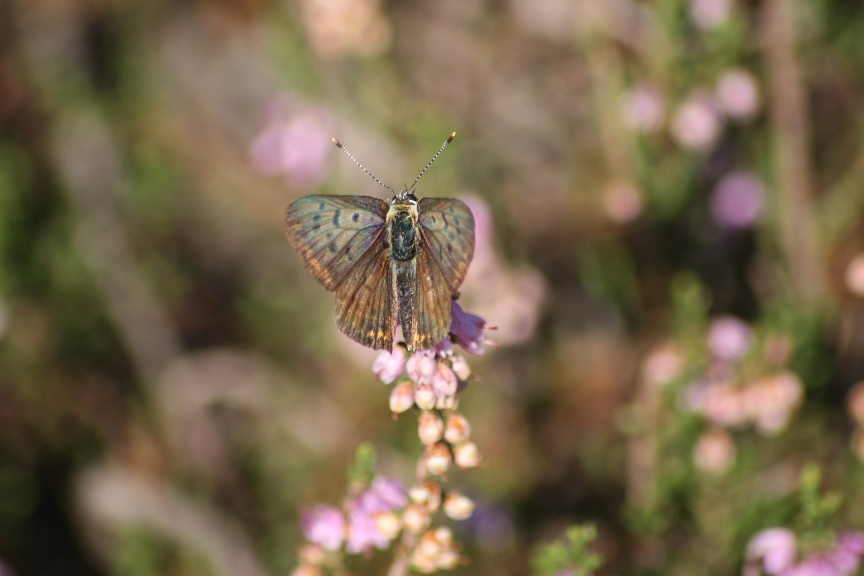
[386,195,420,262]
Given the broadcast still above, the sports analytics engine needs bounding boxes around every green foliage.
[530,525,603,576]
[796,464,843,552]
[113,526,216,576]
[347,442,377,492]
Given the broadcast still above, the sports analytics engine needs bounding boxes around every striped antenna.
[331,138,396,195]
[408,132,456,192]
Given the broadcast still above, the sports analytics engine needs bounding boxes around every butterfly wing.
[285,195,389,291]
[409,197,476,350]
[333,239,395,350]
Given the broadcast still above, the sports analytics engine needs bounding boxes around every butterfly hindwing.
[417,197,475,293]
[285,195,389,291]
[409,246,454,350]
[334,239,395,350]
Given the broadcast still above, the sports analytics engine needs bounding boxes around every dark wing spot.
[319,203,325,210]
[312,214,322,221]
[352,212,360,222]
[453,217,460,227]
[447,244,453,254]
[430,215,437,224]
[329,243,339,253]
[326,232,334,239]
[311,224,321,232]
[332,210,341,226]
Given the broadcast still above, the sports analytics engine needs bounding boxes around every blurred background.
[3,0,864,574]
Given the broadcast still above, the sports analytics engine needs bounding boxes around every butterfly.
[285,133,475,351]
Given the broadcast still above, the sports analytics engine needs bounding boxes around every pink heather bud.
[746,528,797,575]
[693,428,736,475]
[671,93,723,151]
[373,511,402,541]
[602,181,645,224]
[847,382,864,424]
[424,443,452,476]
[414,383,437,410]
[619,85,665,133]
[716,68,760,121]
[450,355,471,380]
[690,0,732,30]
[403,503,431,534]
[302,506,345,550]
[407,352,437,384]
[389,381,415,414]
[443,491,476,520]
[409,482,442,511]
[453,441,481,468]
[707,315,753,360]
[418,411,445,445]
[298,544,327,565]
[433,362,458,396]
[641,344,684,388]
[372,344,407,384]
[846,254,864,296]
[444,414,471,444]
[710,172,766,229]
[290,563,322,576]
[435,394,459,411]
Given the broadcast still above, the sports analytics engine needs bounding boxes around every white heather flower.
[433,362,458,397]
[424,443,452,476]
[409,482,442,511]
[389,381,415,414]
[373,511,402,541]
[444,414,471,444]
[414,384,437,410]
[443,491,476,520]
[453,441,481,468]
[402,503,431,534]
[418,412,445,445]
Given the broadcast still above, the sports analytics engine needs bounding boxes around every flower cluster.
[639,316,804,476]
[744,528,864,576]
[294,303,492,575]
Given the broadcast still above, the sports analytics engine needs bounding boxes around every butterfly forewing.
[285,195,389,291]
[417,197,475,292]
[334,240,395,350]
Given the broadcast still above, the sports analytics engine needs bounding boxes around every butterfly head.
[392,190,419,206]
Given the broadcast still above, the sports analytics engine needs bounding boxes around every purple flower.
[782,556,842,576]
[450,301,494,355]
[711,172,766,229]
[372,345,407,384]
[707,316,753,360]
[302,506,346,550]
[716,68,761,121]
[671,91,723,151]
[368,476,408,510]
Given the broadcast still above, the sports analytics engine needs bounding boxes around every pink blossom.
[690,0,732,30]
[845,254,864,296]
[711,172,766,229]
[302,506,346,550]
[450,301,494,355]
[250,101,333,189]
[716,68,761,121]
[671,92,723,151]
[620,85,665,133]
[707,316,753,360]
[747,528,797,575]
[346,509,390,553]
[407,351,437,384]
[372,345,407,384]
[369,477,408,510]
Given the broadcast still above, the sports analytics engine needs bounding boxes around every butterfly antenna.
[408,132,456,192]
[331,138,396,195]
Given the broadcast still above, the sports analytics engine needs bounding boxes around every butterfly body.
[285,192,474,351]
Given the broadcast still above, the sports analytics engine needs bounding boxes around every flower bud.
[373,344,407,384]
[433,363,458,396]
[444,413,471,444]
[414,383,437,411]
[443,491,475,520]
[451,355,471,380]
[389,381,415,414]
[374,511,402,541]
[435,394,459,411]
[424,443,452,476]
[409,482,441,511]
[453,441,481,468]
[402,503,431,533]
[418,411,445,445]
